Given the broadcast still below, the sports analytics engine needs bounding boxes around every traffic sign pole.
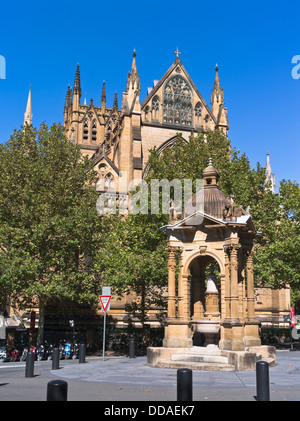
[103,311,106,361]
[99,293,111,361]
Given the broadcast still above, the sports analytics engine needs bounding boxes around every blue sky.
[0,0,299,189]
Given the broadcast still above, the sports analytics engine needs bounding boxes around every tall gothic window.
[83,120,89,141]
[144,105,150,122]
[195,102,202,127]
[104,173,114,191]
[163,75,193,128]
[91,120,97,142]
[152,96,160,122]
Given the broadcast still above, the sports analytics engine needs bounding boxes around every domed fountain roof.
[186,158,229,219]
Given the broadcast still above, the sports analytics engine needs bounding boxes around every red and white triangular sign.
[99,295,111,312]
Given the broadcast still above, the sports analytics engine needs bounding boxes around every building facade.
[63,51,229,204]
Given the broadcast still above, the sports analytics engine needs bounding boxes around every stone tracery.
[163,75,193,127]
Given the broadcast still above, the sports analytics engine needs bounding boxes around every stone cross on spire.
[174,48,181,59]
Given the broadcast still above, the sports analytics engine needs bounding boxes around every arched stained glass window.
[195,102,202,127]
[152,96,160,122]
[163,75,193,128]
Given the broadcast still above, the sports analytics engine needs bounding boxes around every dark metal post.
[177,368,193,401]
[79,343,86,364]
[25,351,34,378]
[129,339,135,358]
[256,361,270,401]
[47,380,68,401]
[52,348,59,370]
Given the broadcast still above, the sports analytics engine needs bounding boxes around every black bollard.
[79,343,86,364]
[177,368,193,401]
[129,340,135,358]
[25,351,34,378]
[256,360,270,401]
[52,348,59,370]
[47,380,68,401]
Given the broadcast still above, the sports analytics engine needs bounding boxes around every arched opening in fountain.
[189,255,221,347]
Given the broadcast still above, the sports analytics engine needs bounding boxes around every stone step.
[171,354,229,364]
[176,346,221,356]
[156,359,236,372]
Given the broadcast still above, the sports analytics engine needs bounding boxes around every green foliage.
[94,212,168,326]
[146,130,266,210]
[260,327,291,347]
[253,179,300,290]
[0,123,101,312]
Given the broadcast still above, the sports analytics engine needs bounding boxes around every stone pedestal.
[163,319,192,348]
[204,291,220,318]
[244,320,261,347]
[219,320,245,351]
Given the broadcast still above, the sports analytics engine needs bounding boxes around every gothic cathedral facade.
[63,51,229,204]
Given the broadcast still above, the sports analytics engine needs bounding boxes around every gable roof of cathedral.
[93,150,121,176]
[141,56,216,124]
[79,99,103,126]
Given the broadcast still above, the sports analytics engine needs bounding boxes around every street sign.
[99,295,111,312]
[100,286,112,361]
[102,287,111,311]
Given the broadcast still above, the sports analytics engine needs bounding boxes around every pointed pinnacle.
[73,64,81,96]
[101,81,106,104]
[113,91,118,109]
[131,50,137,77]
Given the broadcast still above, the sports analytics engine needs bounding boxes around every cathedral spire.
[211,64,224,111]
[122,50,141,114]
[73,64,81,97]
[24,85,32,126]
[126,50,140,91]
[101,81,106,111]
[65,85,72,109]
[214,64,221,90]
[113,91,118,110]
[211,64,229,135]
[64,85,72,124]
[265,152,275,193]
[131,50,137,77]
[73,64,81,111]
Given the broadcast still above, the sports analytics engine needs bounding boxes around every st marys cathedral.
[63,50,231,203]
[18,51,287,347]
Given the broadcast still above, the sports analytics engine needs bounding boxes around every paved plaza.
[0,349,300,402]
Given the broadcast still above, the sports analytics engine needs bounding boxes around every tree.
[94,212,168,329]
[0,123,101,345]
[253,179,300,293]
[146,129,300,294]
[146,130,266,211]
